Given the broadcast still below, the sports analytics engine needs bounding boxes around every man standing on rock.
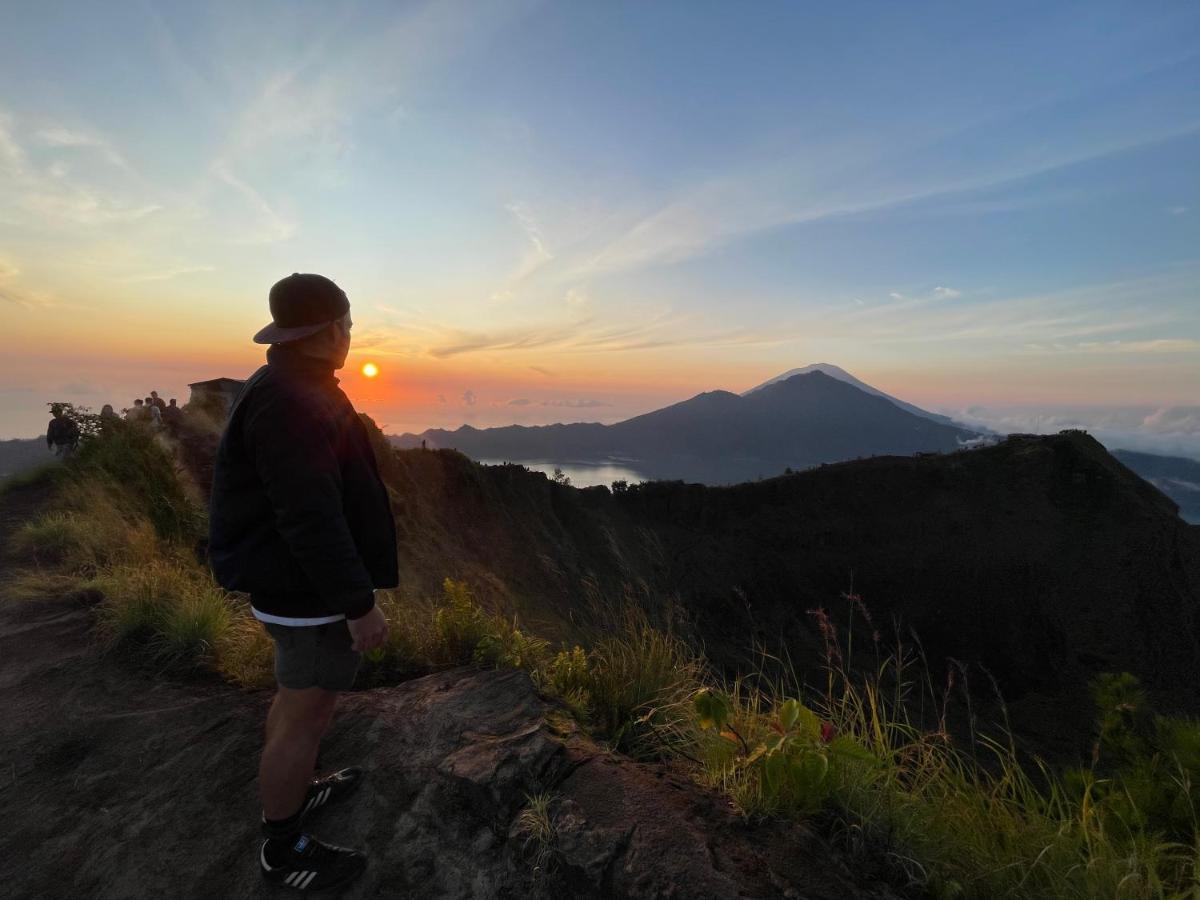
[209,273,398,893]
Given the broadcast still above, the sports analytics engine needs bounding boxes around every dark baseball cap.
[253,273,350,344]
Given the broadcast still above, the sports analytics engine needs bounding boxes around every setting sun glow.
[361,362,379,379]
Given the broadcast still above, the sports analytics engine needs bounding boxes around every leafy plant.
[695,688,876,815]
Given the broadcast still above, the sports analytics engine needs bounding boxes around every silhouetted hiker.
[208,273,397,893]
[99,404,118,435]
[125,398,146,422]
[46,405,79,458]
[150,390,167,410]
[162,398,183,433]
[147,400,163,430]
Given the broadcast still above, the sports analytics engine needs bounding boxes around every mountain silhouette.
[395,370,979,483]
[1113,449,1200,523]
[742,362,972,430]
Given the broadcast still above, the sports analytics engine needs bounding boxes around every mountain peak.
[744,363,863,395]
[745,364,966,431]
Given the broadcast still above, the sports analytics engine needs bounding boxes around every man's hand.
[347,604,388,652]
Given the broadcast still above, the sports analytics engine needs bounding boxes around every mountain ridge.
[359,422,1200,759]
[394,370,979,484]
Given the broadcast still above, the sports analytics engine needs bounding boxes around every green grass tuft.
[91,562,232,669]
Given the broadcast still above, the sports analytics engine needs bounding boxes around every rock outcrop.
[0,594,894,899]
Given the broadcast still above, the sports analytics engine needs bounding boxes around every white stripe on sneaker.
[299,871,318,889]
[320,787,331,806]
[284,871,299,886]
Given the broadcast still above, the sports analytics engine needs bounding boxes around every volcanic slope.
[364,430,1200,748]
[395,371,978,483]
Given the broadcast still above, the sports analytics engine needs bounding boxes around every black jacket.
[207,343,398,620]
[47,416,79,447]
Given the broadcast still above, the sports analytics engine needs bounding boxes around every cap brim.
[252,320,333,344]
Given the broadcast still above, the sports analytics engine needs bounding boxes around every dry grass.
[10,482,155,575]
[90,561,233,670]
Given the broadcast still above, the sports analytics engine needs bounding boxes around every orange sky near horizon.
[4,283,1197,443]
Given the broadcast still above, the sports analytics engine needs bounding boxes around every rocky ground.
[0,592,897,899]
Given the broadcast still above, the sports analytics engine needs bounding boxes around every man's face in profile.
[332,313,353,369]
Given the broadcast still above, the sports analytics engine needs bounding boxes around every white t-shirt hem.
[251,607,346,627]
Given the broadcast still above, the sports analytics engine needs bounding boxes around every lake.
[477,458,651,489]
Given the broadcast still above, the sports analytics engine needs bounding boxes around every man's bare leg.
[261,686,338,821]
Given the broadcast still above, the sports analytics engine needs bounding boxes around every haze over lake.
[478,459,649,489]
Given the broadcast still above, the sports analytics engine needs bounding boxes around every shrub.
[92,562,232,669]
[69,418,202,542]
[694,688,876,817]
[432,578,494,663]
[358,580,553,684]
[10,489,152,574]
[535,646,593,719]
[474,616,550,670]
[1062,672,1200,848]
[581,610,703,756]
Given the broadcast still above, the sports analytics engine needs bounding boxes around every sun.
[361,362,379,378]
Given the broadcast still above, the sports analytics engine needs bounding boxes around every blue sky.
[0,1,1198,453]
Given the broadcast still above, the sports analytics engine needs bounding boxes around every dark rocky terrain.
[0,592,894,899]
[361,429,1200,757]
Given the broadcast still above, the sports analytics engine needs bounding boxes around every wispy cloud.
[951,404,1200,457]
[833,268,1199,349]
[506,201,554,281]
[118,264,215,283]
[0,265,60,310]
[1022,338,1200,355]
[210,161,295,243]
[506,395,609,408]
[570,124,1200,279]
[543,398,610,408]
[0,109,162,227]
[36,127,129,170]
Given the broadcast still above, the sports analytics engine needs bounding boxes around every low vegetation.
[4,414,1200,899]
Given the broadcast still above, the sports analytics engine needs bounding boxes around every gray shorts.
[262,620,361,691]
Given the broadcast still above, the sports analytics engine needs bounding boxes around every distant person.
[100,404,118,434]
[125,398,146,422]
[147,402,163,430]
[150,390,167,410]
[46,405,79,458]
[163,398,183,433]
[208,273,397,893]
[141,397,163,429]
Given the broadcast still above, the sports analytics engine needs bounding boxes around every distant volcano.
[394,368,981,483]
[743,363,974,430]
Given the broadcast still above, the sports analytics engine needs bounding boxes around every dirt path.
[0,593,896,899]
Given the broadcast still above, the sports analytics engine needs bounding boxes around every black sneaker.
[259,833,367,893]
[299,767,364,823]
